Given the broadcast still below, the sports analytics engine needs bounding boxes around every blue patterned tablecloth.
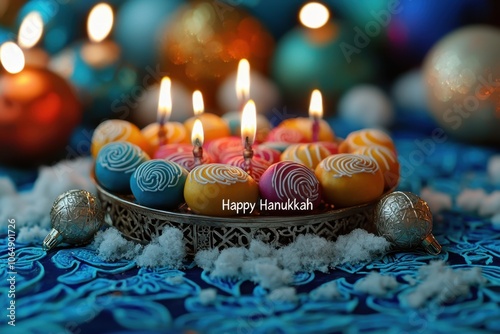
[1,135,499,334]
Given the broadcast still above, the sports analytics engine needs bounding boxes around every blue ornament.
[49,42,139,125]
[68,125,95,157]
[272,21,379,113]
[387,0,490,64]
[115,0,184,69]
[130,160,188,210]
[95,142,149,193]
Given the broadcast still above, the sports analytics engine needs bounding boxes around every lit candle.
[191,119,204,167]
[192,90,204,117]
[157,76,172,147]
[241,100,257,174]
[17,11,49,68]
[0,42,81,166]
[309,89,323,142]
[82,3,119,68]
[236,58,250,108]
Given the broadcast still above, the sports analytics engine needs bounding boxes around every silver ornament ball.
[374,191,441,255]
[43,189,104,250]
[423,25,500,145]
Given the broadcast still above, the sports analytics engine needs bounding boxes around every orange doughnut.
[141,122,190,152]
[278,118,335,142]
[315,154,384,207]
[353,146,400,189]
[339,129,396,154]
[91,120,153,158]
[184,113,231,142]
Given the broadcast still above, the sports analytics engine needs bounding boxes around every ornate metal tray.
[94,180,394,257]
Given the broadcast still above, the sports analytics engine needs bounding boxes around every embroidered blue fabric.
[1,134,499,333]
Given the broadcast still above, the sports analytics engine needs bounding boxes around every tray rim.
[94,179,395,229]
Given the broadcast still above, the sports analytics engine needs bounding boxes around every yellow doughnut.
[339,129,396,154]
[184,164,259,216]
[91,120,153,158]
[280,143,331,170]
[315,154,384,207]
[353,146,400,190]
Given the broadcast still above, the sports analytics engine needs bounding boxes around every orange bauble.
[0,67,81,166]
[159,1,274,110]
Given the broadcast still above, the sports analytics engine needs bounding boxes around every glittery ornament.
[374,191,441,255]
[43,190,104,250]
[423,25,500,145]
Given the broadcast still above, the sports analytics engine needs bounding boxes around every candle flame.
[0,42,25,74]
[309,89,323,119]
[191,119,204,146]
[157,77,172,124]
[88,3,114,43]
[236,58,250,102]
[18,12,44,49]
[300,2,330,29]
[241,99,257,146]
[192,90,204,116]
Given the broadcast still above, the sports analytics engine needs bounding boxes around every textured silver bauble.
[374,191,441,255]
[43,189,104,250]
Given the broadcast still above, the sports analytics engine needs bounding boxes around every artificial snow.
[198,288,217,306]
[92,227,186,268]
[488,155,500,184]
[17,226,50,244]
[478,191,500,217]
[267,287,298,303]
[0,157,95,234]
[165,275,184,285]
[354,272,398,297]
[309,281,341,301]
[405,261,487,308]
[420,187,452,214]
[456,189,488,213]
[195,229,390,290]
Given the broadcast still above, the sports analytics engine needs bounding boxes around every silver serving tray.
[94,180,393,256]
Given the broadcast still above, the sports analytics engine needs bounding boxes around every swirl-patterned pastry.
[320,153,379,177]
[220,145,281,165]
[278,117,335,142]
[339,128,396,154]
[205,136,242,162]
[184,164,259,216]
[259,161,321,213]
[266,127,306,143]
[91,120,153,158]
[354,146,400,189]
[130,160,188,209]
[280,143,331,170]
[225,156,272,183]
[95,142,150,193]
[164,150,214,171]
[315,154,384,208]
